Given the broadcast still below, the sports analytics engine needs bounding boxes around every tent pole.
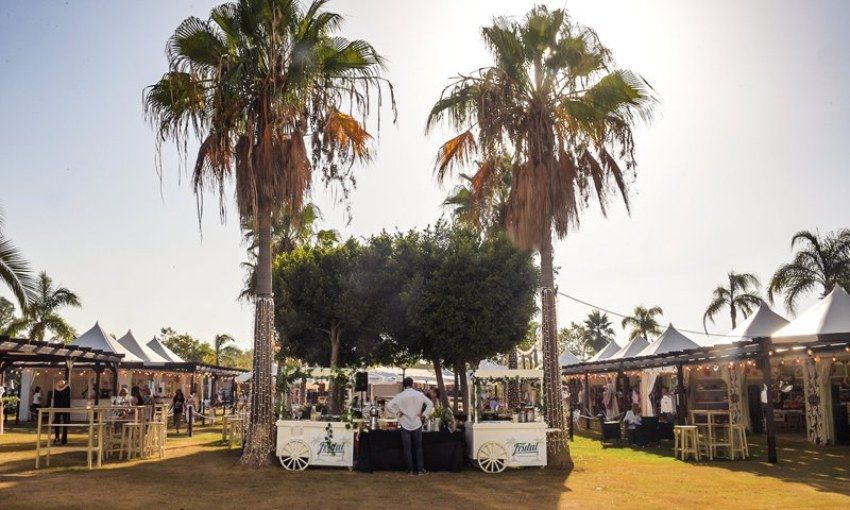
[676,363,687,425]
[583,372,590,429]
[758,337,778,463]
[94,365,102,405]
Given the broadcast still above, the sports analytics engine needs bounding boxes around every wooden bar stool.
[228,418,245,449]
[674,425,700,461]
[121,422,144,460]
[729,424,748,460]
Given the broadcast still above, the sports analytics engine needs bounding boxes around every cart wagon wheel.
[278,439,311,471]
[477,442,508,473]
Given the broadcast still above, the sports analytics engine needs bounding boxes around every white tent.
[587,340,620,362]
[146,336,185,362]
[74,322,142,363]
[117,330,168,364]
[609,335,650,359]
[477,359,507,370]
[558,350,581,366]
[638,324,699,356]
[772,286,850,344]
[711,303,789,345]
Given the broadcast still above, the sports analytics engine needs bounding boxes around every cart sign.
[313,438,349,462]
[507,438,543,463]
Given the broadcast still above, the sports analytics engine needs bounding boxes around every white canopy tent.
[73,322,142,363]
[146,336,185,362]
[587,340,620,362]
[772,286,850,344]
[638,325,699,356]
[558,350,581,366]
[609,335,649,359]
[477,359,507,370]
[117,330,168,365]
[711,303,789,345]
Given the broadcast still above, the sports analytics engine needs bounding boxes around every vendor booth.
[465,367,547,473]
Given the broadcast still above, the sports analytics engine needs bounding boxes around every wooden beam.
[676,363,687,425]
[758,337,778,463]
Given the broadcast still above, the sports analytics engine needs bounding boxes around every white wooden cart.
[465,368,548,473]
[276,420,355,470]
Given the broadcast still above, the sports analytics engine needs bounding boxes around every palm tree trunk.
[730,304,737,329]
[328,325,342,414]
[507,350,520,408]
[432,357,451,409]
[540,227,572,469]
[239,201,275,467]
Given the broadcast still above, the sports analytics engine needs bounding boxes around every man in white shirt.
[622,403,642,444]
[386,377,434,474]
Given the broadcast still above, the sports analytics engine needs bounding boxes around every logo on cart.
[511,442,540,457]
[317,442,346,457]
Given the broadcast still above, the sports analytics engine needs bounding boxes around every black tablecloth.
[356,430,465,472]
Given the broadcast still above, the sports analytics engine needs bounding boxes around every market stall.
[276,420,356,470]
[466,367,547,473]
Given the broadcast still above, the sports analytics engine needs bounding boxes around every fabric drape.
[803,359,834,445]
[720,364,749,429]
[640,371,659,416]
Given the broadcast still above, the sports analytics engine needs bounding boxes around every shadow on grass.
[0,424,572,510]
[574,429,850,497]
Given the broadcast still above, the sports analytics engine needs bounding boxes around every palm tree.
[583,310,615,351]
[145,0,392,466]
[5,272,80,342]
[426,6,656,466]
[213,333,236,366]
[443,156,512,235]
[239,203,339,301]
[0,210,36,310]
[0,296,15,334]
[768,229,850,313]
[703,271,762,330]
[621,305,664,341]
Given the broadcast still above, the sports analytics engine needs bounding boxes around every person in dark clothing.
[52,380,71,445]
[172,389,185,433]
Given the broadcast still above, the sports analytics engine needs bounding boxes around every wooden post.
[567,379,574,441]
[583,372,590,429]
[676,363,687,425]
[64,357,73,380]
[758,337,778,463]
[94,366,102,405]
[111,362,120,399]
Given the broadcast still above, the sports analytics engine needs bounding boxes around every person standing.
[31,386,42,421]
[52,380,71,445]
[172,389,185,434]
[386,377,433,475]
[622,403,642,445]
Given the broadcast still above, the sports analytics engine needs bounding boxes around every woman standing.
[172,389,185,433]
[31,386,42,421]
[52,380,71,445]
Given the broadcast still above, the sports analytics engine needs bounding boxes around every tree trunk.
[730,304,737,329]
[458,360,469,415]
[328,325,342,414]
[432,357,451,409]
[539,227,572,470]
[507,350,520,408]
[239,201,276,467]
[452,363,460,413]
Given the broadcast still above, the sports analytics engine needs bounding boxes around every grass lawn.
[1,422,848,509]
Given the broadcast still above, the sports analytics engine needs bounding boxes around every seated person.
[622,403,642,444]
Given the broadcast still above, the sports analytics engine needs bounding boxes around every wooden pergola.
[562,333,850,463]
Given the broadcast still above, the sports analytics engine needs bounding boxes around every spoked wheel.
[477,442,508,473]
[278,440,311,471]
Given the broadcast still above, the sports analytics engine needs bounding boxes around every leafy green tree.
[703,271,762,331]
[159,327,214,364]
[583,310,615,352]
[621,305,664,341]
[559,322,595,360]
[768,229,850,312]
[145,0,393,465]
[6,272,80,342]
[0,210,36,310]
[426,6,656,465]
[0,296,14,334]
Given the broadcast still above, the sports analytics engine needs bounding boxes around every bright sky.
[1,0,848,350]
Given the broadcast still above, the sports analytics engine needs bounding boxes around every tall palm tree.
[443,155,512,235]
[426,6,655,467]
[213,333,236,366]
[0,210,36,310]
[0,296,15,334]
[621,305,664,341]
[145,0,392,466]
[5,272,80,342]
[703,271,762,330]
[768,229,850,313]
[583,310,614,351]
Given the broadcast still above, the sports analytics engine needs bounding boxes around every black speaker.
[354,371,368,392]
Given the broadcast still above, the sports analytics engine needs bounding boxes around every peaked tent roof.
[74,322,142,363]
[772,286,850,344]
[117,330,168,364]
[638,325,699,356]
[559,350,581,366]
[610,335,650,359]
[146,336,185,362]
[712,303,789,345]
[587,340,620,362]
[478,359,507,370]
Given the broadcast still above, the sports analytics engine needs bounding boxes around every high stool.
[121,422,145,460]
[729,424,748,460]
[228,418,245,449]
[674,425,700,461]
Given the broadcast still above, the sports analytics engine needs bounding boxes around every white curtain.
[803,359,834,445]
[640,371,659,416]
[720,364,749,430]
